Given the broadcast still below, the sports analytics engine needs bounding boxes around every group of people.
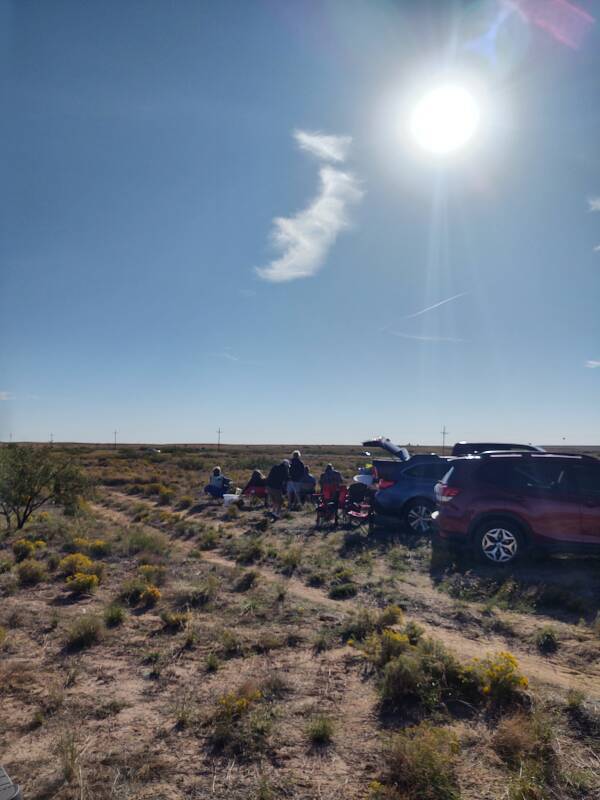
[204,450,344,518]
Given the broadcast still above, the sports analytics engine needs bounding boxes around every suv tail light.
[439,486,460,503]
[378,479,395,490]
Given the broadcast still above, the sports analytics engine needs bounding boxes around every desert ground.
[1,443,600,800]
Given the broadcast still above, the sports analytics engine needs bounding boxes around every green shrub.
[160,609,190,630]
[232,538,264,565]
[17,559,47,586]
[119,577,147,605]
[376,724,460,800]
[234,570,258,592]
[12,539,35,562]
[174,576,220,608]
[158,486,174,506]
[0,558,13,574]
[365,629,411,668]
[205,652,220,672]
[279,546,302,575]
[66,615,104,650]
[177,495,194,510]
[138,563,167,586]
[306,715,334,745]
[535,626,559,654]
[198,529,219,550]
[124,529,169,556]
[377,605,404,628]
[329,582,357,599]
[66,572,99,595]
[104,603,126,627]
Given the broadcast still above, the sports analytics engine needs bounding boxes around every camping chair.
[240,484,267,508]
[342,483,375,534]
[0,766,22,800]
[315,484,346,530]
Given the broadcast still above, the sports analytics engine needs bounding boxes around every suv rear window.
[402,462,449,480]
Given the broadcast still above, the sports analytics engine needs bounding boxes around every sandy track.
[91,500,600,699]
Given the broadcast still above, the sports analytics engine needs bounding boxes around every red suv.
[434,452,600,564]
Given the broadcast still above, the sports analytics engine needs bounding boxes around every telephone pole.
[113,430,118,450]
[217,427,222,451]
[441,425,449,456]
[50,433,53,447]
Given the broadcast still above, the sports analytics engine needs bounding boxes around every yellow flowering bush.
[140,584,161,607]
[365,629,410,668]
[66,572,99,595]
[59,553,94,576]
[476,651,528,706]
[12,539,35,562]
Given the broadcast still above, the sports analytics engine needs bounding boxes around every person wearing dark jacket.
[319,464,343,490]
[287,450,305,509]
[266,460,289,516]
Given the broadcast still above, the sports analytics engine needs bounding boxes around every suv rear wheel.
[403,499,436,534]
[473,519,525,565]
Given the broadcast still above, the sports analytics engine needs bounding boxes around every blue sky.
[1,0,599,445]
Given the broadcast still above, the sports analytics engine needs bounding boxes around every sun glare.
[409,85,480,155]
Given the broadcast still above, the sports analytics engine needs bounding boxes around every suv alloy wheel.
[473,519,524,564]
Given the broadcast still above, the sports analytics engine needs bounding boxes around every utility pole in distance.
[50,433,53,447]
[441,425,449,456]
[217,427,222,451]
[113,430,118,450]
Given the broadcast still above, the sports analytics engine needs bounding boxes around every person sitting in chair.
[204,466,230,499]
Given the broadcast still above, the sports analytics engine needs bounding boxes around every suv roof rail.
[479,450,597,461]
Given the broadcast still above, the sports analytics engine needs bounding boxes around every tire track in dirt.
[91,499,600,698]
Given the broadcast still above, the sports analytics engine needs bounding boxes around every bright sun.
[410,85,480,155]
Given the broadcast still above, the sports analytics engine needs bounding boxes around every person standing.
[319,463,343,491]
[266,459,289,518]
[287,450,305,510]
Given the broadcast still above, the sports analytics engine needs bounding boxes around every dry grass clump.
[306,714,334,745]
[492,709,555,768]
[72,537,111,557]
[341,605,404,643]
[66,615,104,650]
[138,563,167,585]
[17,558,48,586]
[124,528,169,556]
[173,575,220,608]
[373,724,460,800]
[119,576,148,605]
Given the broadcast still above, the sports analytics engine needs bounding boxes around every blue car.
[362,437,452,533]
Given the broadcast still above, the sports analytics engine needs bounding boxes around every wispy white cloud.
[0,391,12,401]
[593,245,600,253]
[588,197,600,212]
[403,292,468,320]
[387,330,466,343]
[217,352,240,362]
[294,130,352,163]
[585,360,600,369]
[256,129,363,283]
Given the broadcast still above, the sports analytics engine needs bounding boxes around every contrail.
[403,292,468,320]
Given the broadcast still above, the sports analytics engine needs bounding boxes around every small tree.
[0,446,92,530]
